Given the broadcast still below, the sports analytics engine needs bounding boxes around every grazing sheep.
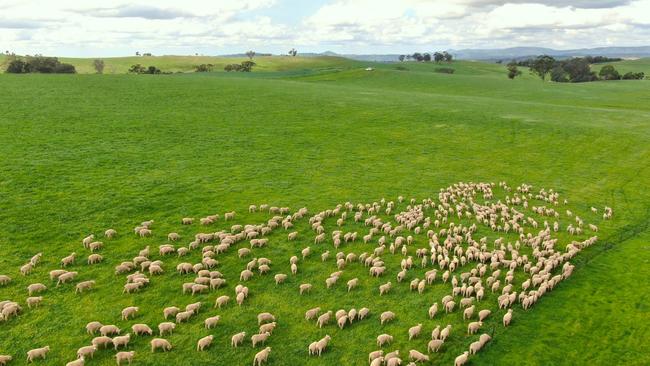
[428,303,438,319]
[150,338,172,353]
[317,311,332,328]
[26,346,50,362]
[26,296,42,309]
[0,275,11,286]
[258,312,275,325]
[314,335,331,356]
[377,334,393,347]
[0,355,10,366]
[359,307,370,320]
[440,325,452,341]
[75,280,95,293]
[121,306,139,320]
[379,282,392,295]
[274,273,287,285]
[186,302,201,313]
[91,336,113,349]
[409,350,429,363]
[176,311,193,323]
[163,307,180,320]
[27,283,47,296]
[100,325,121,336]
[77,345,96,359]
[182,218,193,225]
[87,254,103,265]
[305,307,320,321]
[427,339,444,353]
[299,283,312,295]
[337,315,348,329]
[478,309,491,321]
[113,334,131,350]
[253,347,271,366]
[82,234,94,248]
[231,332,246,347]
[251,332,271,347]
[167,233,180,241]
[445,300,456,313]
[61,253,76,267]
[380,311,395,325]
[467,321,482,334]
[204,315,220,329]
[65,357,84,366]
[503,309,513,327]
[454,351,469,366]
[215,296,230,309]
[115,351,134,365]
[86,321,103,335]
[463,305,475,320]
[197,335,214,351]
[408,324,422,340]
[370,357,385,366]
[158,322,175,336]
[132,324,153,336]
[56,271,78,286]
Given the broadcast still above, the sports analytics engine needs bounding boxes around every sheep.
[0,355,10,366]
[89,242,103,252]
[121,306,139,320]
[253,347,271,366]
[167,233,180,241]
[26,296,42,309]
[379,282,392,295]
[186,302,201,313]
[337,315,348,329]
[463,305,475,320]
[479,333,492,346]
[380,311,395,325]
[236,292,247,306]
[86,321,103,335]
[61,253,76,267]
[91,336,112,349]
[454,351,469,366]
[132,324,153,336]
[427,339,444,353]
[100,325,121,336]
[469,341,483,355]
[314,335,331,356]
[66,357,84,366]
[503,309,513,326]
[75,280,95,293]
[214,295,230,309]
[385,349,400,361]
[115,351,134,365]
[273,273,287,285]
[113,334,131,350]
[240,269,254,281]
[346,278,359,292]
[176,311,193,323]
[158,322,175,336]
[77,345,96,359]
[288,232,298,241]
[229,331,246,348]
[182,217,193,225]
[82,234,94,248]
[205,315,220,329]
[369,350,384,363]
[359,307,370,320]
[408,324,422,340]
[291,263,298,275]
[251,332,271,347]
[305,307,320,320]
[56,271,78,286]
[317,311,332,328]
[26,346,50,362]
[376,334,393,347]
[370,357,385,366]
[440,325,452,341]
[150,338,172,352]
[258,312,275,325]
[478,309,491,321]
[299,283,312,295]
[0,275,11,286]
[467,321,482,334]
[409,350,429,363]
[87,254,103,265]
[386,357,402,366]
[27,283,47,296]
[428,303,438,319]
[197,335,214,351]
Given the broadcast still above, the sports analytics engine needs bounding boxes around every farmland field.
[0,56,649,366]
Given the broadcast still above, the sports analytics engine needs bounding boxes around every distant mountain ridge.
[276,46,650,62]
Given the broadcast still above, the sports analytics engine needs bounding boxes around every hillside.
[0,59,648,366]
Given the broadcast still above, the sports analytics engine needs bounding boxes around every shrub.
[5,56,76,74]
[195,64,214,72]
[54,63,77,74]
[435,67,455,74]
[622,71,645,80]
[5,59,28,73]
[599,65,621,80]
[93,59,105,74]
[224,61,256,72]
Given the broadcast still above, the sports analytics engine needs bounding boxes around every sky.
[1,0,649,57]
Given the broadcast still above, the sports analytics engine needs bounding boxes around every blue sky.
[1,0,649,57]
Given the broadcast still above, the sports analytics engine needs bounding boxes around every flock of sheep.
[0,181,610,365]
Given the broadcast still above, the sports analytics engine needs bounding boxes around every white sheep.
[86,321,103,335]
[150,338,172,352]
[251,332,271,347]
[113,334,131,350]
[115,351,134,365]
[27,283,47,296]
[76,346,96,359]
[409,349,429,363]
[158,322,175,336]
[197,335,214,351]
[132,324,153,336]
[380,311,395,325]
[253,347,271,366]
[427,339,444,352]
[376,334,393,347]
[121,306,139,320]
[91,336,112,349]
[231,332,246,347]
[454,351,469,366]
[503,309,513,326]
[100,325,120,336]
[26,346,50,362]
[204,315,221,329]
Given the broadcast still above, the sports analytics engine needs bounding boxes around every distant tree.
[622,71,645,80]
[442,51,453,62]
[530,55,556,80]
[246,50,255,60]
[93,59,105,74]
[135,51,140,56]
[224,63,241,72]
[240,60,256,72]
[423,53,431,62]
[598,65,621,80]
[507,63,521,79]
[194,64,214,72]
[146,65,161,74]
[411,52,423,62]
[550,65,568,82]
[142,53,152,57]
[128,64,146,74]
[289,48,297,56]
[433,52,444,63]
[562,58,597,82]
[398,55,405,62]
[5,59,28,73]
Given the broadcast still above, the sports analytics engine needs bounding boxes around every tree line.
[4,55,76,74]
[399,51,453,63]
[507,55,645,82]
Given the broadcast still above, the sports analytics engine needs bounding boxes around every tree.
[433,52,444,63]
[622,71,645,80]
[135,51,140,56]
[562,58,597,82]
[5,59,28,73]
[288,48,297,56]
[195,64,214,72]
[398,55,405,62]
[550,65,568,82]
[128,64,146,74]
[246,50,255,60]
[93,59,105,74]
[423,53,431,62]
[598,65,621,80]
[411,52,423,62]
[442,51,453,62]
[507,63,521,79]
[240,61,256,72]
[530,55,556,80]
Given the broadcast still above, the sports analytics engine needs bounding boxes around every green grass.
[0,57,649,366]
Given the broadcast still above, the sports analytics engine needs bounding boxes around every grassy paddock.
[0,58,648,365]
